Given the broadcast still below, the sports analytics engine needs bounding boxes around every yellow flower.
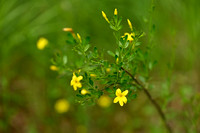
[127,19,133,31]
[54,99,70,113]
[81,89,89,95]
[90,74,96,77]
[50,65,58,71]
[106,68,111,73]
[114,8,118,15]
[70,73,83,91]
[37,37,48,50]
[113,88,128,106]
[98,95,112,108]
[122,33,135,42]
[102,11,110,23]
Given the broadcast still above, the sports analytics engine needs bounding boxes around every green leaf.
[97,90,103,98]
[63,55,67,65]
[94,46,97,53]
[66,40,75,45]
[89,78,94,86]
[107,50,115,57]
[124,42,129,48]
[130,94,137,99]
[84,44,90,52]
[76,94,83,98]
[127,54,135,62]
[105,87,113,93]
[85,36,90,44]
[149,62,153,70]
[117,17,122,27]
[110,24,116,30]
[116,25,122,31]
[135,42,141,46]
[84,72,88,79]
[119,41,123,47]
[115,50,119,56]
[109,93,115,98]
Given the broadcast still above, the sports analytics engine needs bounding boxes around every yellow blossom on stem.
[90,74,96,77]
[37,37,48,50]
[70,73,83,91]
[63,27,76,38]
[50,65,58,71]
[102,11,110,23]
[114,8,118,15]
[127,19,133,31]
[81,89,89,95]
[54,99,70,113]
[113,88,128,106]
[98,95,112,108]
[122,33,135,42]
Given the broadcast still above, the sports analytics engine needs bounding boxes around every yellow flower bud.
[78,69,81,73]
[63,28,73,32]
[54,99,70,113]
[37,37,48,50]
[77,33,82,43]
[116,58,119,64]
[90,74,96,77]
[114,8,118,15]
[102,11,110,23]
[81,89,88,95]
[127,19,133,31]
[50,65,58,71]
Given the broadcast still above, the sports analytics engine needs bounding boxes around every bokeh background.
[0,0,200,132]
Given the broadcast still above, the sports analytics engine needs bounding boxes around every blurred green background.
[0,0,200,132]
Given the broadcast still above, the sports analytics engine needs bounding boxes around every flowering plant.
[51,9,172,132]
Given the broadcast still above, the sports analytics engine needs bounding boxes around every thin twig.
[121,67,172,133]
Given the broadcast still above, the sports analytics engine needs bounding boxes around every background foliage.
[0,0,200,132]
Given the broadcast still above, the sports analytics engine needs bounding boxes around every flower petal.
[73,85,77,91]
[72,74,77,80]
[116,88,121,96]
[122,90,128,96]
[78,76,83,81]
[70,80,74,86]
[119,100,124,106]
[73,72,76,77]
[113,97,119,103]
[122,97,127,104]
[76,82,82,88]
